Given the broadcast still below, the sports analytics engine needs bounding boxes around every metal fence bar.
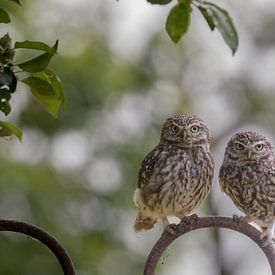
[144,215,275,275]
[0,220,76,275]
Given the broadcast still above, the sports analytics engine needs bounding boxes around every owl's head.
[160,115,210,147]
[224,131,274,163]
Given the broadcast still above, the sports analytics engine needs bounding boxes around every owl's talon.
[233,214,242,223]
[178,214,198,231]
[189,214,198,221]
[233,214,253,224]
[164,224,178,235]
[260,236,271,248]
[261,240,269,247]
[180,214,198,225]
[259,222,275,247]
[261,238,275,247]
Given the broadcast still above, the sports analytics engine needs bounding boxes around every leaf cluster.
[147,0,238,55]
[0,0,64,141]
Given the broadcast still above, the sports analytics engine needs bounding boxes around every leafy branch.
[0,0,64,141]
[147,0,239,55]
[143,215,275,275]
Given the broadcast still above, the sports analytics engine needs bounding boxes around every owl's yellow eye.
[171,125,179,133]
[236,143,244,150]
[255,144,263,151]
[190,126,199,133]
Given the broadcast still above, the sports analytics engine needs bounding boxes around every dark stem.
[0,220,76,275]
[144,215,275,275]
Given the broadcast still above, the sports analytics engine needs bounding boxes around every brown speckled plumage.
[133,115,214,232]
[219,131,275,244]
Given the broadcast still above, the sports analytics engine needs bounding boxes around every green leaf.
[147,0,172,4]
[166,1,192,43]
[22,69,64,117]
[0,8,11,24]
[8,0,21,5]
[204,2,238,55]
[15,40,57,54]
[17,52,54,72]
[16,40,58,72]
[0,121,22,141]
[34,69,64,105]
[198,6,215,31]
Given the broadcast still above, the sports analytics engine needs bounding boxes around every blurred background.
[0,0,275,274]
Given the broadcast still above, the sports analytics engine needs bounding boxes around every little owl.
[133,115,214,232]
[219,131,275,245]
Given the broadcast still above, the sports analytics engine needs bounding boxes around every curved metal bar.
[144,215,275,275]
[0,220,76,275]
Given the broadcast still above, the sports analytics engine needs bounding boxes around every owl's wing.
[138,145,163,189]
[218,165,226,193]
[267,162,275,185]
[264,163,275,204]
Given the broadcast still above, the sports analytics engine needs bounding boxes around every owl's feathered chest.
[140,144,214,214]
[221,162,266,189]
[148,146,208,184]
[231,163,261,183]
[220,162,273,217]
[152,148,202,185]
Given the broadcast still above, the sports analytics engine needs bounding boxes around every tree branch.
[144,215,275,275]
[0,220,76,275]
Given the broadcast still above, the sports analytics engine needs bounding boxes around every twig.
[0,220,76,275]
[144,215,275,275]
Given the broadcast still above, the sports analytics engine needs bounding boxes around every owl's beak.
[181,130,187,140]
[247,150,252,159]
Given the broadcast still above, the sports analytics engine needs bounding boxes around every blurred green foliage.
[0,0,275,275]
[0,1,156,274]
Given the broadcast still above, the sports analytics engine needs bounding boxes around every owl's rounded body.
[220,160,275,226]
[133,115,214,232]
[219,131,275,244]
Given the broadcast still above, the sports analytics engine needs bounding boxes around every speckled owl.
[219,131,275,244]
[133,115,214,232]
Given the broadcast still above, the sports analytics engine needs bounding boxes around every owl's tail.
[134,211,157,232]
